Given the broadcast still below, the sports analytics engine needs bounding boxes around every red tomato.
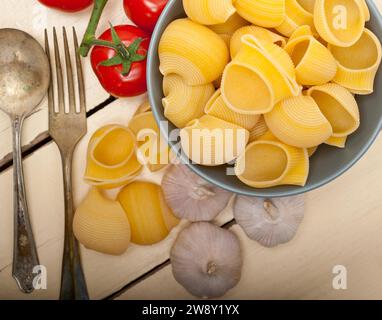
[38,0,93,12]
[90,25,150,98]
[123,0,168,33]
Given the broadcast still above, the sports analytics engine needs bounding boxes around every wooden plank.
[0,0,131,165]
[117,133,382,300]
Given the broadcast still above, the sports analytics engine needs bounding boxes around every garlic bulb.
[233,195,305,248]
[162,164,232,221]
[171,222,242,299]
[73,188,131,255]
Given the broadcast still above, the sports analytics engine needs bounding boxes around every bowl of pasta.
[147,0,382,197]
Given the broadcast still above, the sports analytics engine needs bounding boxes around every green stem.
[79,0,109,57]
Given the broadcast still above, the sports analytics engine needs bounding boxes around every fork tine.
[63,27,76,114]
[73,27,86,116]
[53,27,65,114]
[44,29,55,118]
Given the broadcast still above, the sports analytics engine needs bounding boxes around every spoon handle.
[11,116,40,293]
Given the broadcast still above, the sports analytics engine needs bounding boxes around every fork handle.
[12,116,40,293]
[59,153,89,300]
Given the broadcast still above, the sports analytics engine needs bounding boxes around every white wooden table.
[1,0,382,300]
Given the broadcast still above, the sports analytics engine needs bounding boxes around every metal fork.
[45,27,89,300]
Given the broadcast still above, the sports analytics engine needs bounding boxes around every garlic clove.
[171,222,242,299]
[233,195,305,248]
[73,188,131,255]
[162,164,233,222]
[117,181,180,245]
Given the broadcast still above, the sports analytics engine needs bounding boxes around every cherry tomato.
[38,0,93,12]
[90,25,150,98]
[123,0,168,33]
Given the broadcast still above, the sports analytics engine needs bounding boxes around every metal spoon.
[0,29,50,293]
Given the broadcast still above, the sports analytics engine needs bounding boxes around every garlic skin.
[233,195,305,248]
[162,165,232,221]
[171,222,242,299]
[73,188,131,255]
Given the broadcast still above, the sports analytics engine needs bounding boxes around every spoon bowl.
[0,28,50,117]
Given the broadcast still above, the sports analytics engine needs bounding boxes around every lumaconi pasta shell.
[285,27,338,85]
[358,0,370,21]
[204,89,260,130]
[84,125,142,189]
[307,83,360,137]
[183,0,236,25]
[288,24,315,41]
[163,74,215,128]
[117,181,180,246]
[264,95,333,148]
[129,111,171,172]
[221,35,301,115]
[313,0,365,47]
[248,116,268,142]
[209,13,249,39]
[73,188,131,255]
[235,0,286,28]
[159,19,229,85]
[230,25,287,58]
[180,115,249,166]
[328,29,382,95]
[235,131,309,188]
[325,136,347,148]
[276,0,316,37]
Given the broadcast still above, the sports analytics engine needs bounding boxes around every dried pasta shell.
[235,132,309,188]
[162,74,215,128]
[358,0,370,21]
[289,24,314,41]
[159,19,229,85]
[222,35,301,115]
[230,25,287,58]
[307,83,360,137]
[84,125,142,189]
[209,13,249,41]
[314,0,365,47]
[325,136,347,148]
[183,0,236,25]
[328,29,382,95]
[264,95,333,148]
[129,111,170,172]
[73,188,131,255]
[276,0,316,37]
[285,27,337,85]
[248,116,268,142]
[205,89,260,130]
[117,182,179,245]
[135,100,151,114]
[235,0,286,28]
[180,115,249,166]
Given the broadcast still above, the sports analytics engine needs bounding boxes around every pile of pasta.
[158,0,382,188]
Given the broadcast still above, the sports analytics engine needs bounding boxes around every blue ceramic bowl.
[147,0,382,197]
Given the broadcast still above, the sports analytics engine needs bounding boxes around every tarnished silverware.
[0,28,50,293]
[45,27,89,300]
